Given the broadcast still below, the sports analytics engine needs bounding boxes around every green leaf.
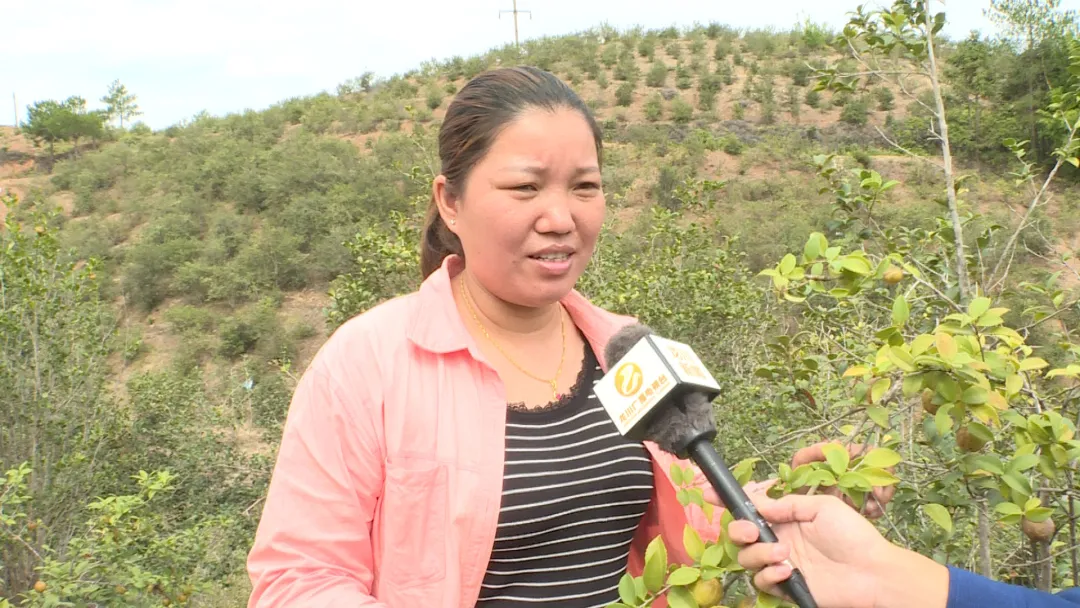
[822,443,851,475]
[643,536,667,593]
[871,377,891,403]
[892,294,910,327]
[1008,454,1040,473]
[805,469,838,487]
[841,256,872,275]
[701,543,725,568]
[838,471,873,491]
[962,385,989,405]
[1002,472,1033,500]
[670,463,687,486]
[1025,507,1054,523]
[732,457,761,486]
[887,347,916,372]
[861,447,902,469]
[683,525,705,561]
[902,374,923,397]
[667,566,701,586]
[618,573,637,606]
[1019,358,1049,372]
[935,406,954,435]
[666,586,698,608]
[860,466,901,486]
[804,232,824,261]
[971,454,1003,475]
[844,365,870,378]
[867,405,889,428]
[757,592,784,608]
[937,376,962,402]
[924,503,953,535]
[1005,373,1023,396]
[780,253,797,276]
[911,334,935,356]
[936,332,957,361]
[788,464,814,489]
[968,296,991,319]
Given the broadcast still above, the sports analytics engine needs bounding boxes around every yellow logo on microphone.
[614,362,644,397]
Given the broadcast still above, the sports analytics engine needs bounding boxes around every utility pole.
[12,93,18,128]
[498,0,531,47]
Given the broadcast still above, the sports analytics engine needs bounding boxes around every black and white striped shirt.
[476,343,655,607]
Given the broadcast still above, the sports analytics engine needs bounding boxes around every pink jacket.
[246,255,726,607]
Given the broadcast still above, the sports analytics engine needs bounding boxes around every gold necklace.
[458,276,566,400]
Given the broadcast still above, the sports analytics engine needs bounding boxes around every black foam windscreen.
[645,389,717,458]
[602,323,655,369]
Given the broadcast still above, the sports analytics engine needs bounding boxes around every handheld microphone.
[594,323,818,608]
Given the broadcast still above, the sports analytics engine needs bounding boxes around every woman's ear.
[432,175,459,233]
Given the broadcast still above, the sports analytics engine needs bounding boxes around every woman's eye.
[512,184,537,192]
[578,182,601,191]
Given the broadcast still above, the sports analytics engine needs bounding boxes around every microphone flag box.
[594,334,721,440]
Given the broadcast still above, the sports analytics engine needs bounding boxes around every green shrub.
[602,43,620,67]
[426,89,442,110]
[644,94,664,121]
[671,98,693,123]
[615,82,634,107]
[614,57,639,82]
[638,37,656,60]
[874,86,895,111]
[675,62,693,90]
[805,88,821,108]
[646,62,668,88]
[840,96,870,125]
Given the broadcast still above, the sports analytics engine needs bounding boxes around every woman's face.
[437,106,605,308]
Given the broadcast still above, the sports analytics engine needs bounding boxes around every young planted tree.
[101,79,143,129]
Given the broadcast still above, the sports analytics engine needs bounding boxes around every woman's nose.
[536,196,575,234]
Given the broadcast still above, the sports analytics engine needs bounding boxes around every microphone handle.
[686,438,819,608]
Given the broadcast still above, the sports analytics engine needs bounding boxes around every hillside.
[5,23,1075,387]
[3,15,1080,607]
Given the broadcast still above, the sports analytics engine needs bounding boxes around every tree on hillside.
[21,96,105,166]
[100,79,142,129]
[986,0,1078,160]
[943,32,1004,162]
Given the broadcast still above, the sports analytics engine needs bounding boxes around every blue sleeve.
[948,566,1080,608]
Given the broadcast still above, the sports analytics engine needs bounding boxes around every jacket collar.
[405,254,632,368]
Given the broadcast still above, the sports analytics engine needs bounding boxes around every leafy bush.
[646,62,668,88]
[644,94,664,121]
[841,96,871,125]
[670,97,694,123]
[875,86,895,110]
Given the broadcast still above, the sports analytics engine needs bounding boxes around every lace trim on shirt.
[507,344,593,413]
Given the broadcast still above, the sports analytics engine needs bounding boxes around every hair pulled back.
[420,65,604,278]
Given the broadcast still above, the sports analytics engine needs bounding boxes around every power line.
[498,0,531,48]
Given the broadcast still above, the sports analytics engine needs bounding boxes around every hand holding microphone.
[593,324,819,608]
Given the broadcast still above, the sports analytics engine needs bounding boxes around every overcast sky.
[4,0,1077,130]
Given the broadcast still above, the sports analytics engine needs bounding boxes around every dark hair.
[420,65,604,278]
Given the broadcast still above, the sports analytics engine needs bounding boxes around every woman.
[245,66,874,607]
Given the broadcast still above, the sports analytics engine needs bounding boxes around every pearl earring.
[450,219,456,225]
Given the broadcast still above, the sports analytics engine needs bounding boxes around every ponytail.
[420,193,463,279]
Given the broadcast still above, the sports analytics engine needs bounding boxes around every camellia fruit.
[956,426,988,452]
[34,581,46,593]
[921,388,939,415]
[883,266,904,284]
[1022,516,1056,543]
[691,578,724,607]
